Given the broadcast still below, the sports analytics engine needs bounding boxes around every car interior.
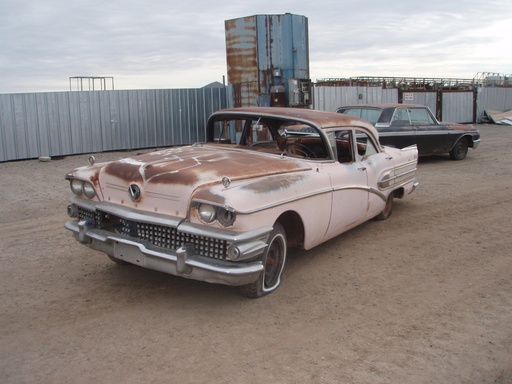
[208,117,380,164]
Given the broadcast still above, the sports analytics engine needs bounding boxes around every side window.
[391,108,410,126]
[408,108,436,125]
[334,130,353,163]
[355,130,378,160]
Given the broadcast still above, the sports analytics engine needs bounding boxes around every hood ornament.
[222,176,231,188]
[128,184,142,202]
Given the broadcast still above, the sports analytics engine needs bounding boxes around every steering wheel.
[283,143,316,158]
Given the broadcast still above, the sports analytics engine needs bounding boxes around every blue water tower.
[225,13,312,108]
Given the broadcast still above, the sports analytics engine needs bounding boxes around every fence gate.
[399,89,475,123]
[441,91,475,123]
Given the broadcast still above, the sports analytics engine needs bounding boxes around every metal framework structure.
[69,76,115,91]
[473,72,512,88]
[316,73,512,90]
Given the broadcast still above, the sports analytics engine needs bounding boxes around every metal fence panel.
[442,92,474,123]
[476,88,512,122]
[313,86,398,112]
[0,88,227,162]
[401,91,437,115]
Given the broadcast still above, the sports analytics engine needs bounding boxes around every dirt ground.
[1,124,511,384]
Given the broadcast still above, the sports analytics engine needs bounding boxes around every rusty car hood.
[88,145,311,217]
[101,145,310,184]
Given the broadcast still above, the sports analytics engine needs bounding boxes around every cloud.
[1,0,511,93]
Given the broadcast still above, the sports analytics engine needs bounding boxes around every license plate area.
[114,241,143,265]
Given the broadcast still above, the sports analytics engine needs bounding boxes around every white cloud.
[1,0,511,93]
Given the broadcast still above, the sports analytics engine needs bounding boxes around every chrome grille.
[78,206,101,224]
[78,207,227,260]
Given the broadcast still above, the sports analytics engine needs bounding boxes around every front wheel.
[240,223,287,298]
[449,137,468,160]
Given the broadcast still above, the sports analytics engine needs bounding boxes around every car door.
[322,129,369,241]
[380,107,417,149]
[409,107,452,155]
[354,129,396,218]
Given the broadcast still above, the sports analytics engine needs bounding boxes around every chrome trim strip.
[379,130,479,137]
[222,186,334,215]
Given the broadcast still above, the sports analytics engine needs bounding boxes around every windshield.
[207,115,331,160]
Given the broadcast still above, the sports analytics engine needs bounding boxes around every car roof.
[212,107,377,131]
[338,103,425,109]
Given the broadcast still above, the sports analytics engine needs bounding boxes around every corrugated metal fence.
[314,86,512,124]
[313,86,398,112]
[1,85,511,162]
[476,87,512,120]
[0,88,227,162]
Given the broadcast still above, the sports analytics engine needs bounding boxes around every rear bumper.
[65,217,268,287]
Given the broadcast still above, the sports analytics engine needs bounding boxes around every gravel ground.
[1,124,511,384]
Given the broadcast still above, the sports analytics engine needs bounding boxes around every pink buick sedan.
[65,107,418,297]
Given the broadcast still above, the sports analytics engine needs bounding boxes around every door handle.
[357,166,366,171]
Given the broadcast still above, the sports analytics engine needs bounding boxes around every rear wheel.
[375,193,394,221]
[450,137,469,160]
[240,223,287,298]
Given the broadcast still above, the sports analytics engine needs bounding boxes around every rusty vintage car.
[65,107,418,297]
[335,104,481,160]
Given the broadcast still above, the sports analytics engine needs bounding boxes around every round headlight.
[217,208,236,227]
[226,245,241,261]
[198,204,217,223]
[70,179,84,196]
[83,182,96,199]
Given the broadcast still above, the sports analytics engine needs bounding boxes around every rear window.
[339,108,381,125]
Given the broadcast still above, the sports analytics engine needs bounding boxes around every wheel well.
[393,188,405,199]
[464,134,474,148]
[456,135,471,147]
[276,211,304,249]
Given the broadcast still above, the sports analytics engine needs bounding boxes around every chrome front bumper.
[65,216,270,287]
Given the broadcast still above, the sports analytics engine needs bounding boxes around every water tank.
[225,14,311,107]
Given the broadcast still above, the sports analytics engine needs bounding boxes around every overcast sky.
[1,0,511,94]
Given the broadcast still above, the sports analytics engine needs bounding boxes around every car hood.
[84,145,311,217]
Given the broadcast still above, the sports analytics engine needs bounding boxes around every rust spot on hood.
[240,173,307,194]
[104,161,144,183]
[103,146,310,187]
[191,189,227,206]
